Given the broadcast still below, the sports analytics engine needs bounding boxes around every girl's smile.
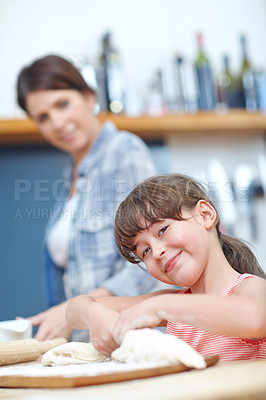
[134,217,194,284]
[164,251,182,273]
[133,202,217,290]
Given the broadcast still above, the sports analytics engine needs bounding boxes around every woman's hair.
[17,55,95,112]
[114,173,266,279]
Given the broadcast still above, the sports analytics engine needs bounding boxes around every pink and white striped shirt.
[166,274,266,361]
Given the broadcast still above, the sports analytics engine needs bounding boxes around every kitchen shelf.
[1,110,266,146]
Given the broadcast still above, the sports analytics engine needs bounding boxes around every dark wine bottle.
[174,56,186,112]
[98,32,125,114]
[194,32,215,110]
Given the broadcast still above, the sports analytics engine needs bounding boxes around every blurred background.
[1,0,266,117]
[1,0,266,320]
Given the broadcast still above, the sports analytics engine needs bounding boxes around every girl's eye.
[142,247,150,258]
[159,225,168,236]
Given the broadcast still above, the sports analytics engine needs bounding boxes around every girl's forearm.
[65,289,176,331]
[66,294,147,330]
[94,289,177,312]
[153,294,266,339]
[66,295,97,329]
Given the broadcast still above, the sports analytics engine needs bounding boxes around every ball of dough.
[42,342,107,366]
[111,329,206,369]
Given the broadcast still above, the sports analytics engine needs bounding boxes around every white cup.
[0,319,32,342]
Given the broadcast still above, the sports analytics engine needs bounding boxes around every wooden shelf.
[1,110,266,146]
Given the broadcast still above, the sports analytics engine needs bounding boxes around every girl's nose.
[153,243,166,259]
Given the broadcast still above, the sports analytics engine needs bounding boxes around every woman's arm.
[27,287,112,341]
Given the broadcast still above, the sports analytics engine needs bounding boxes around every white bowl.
[0,319,32,342]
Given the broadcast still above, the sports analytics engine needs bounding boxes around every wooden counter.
[0,360,266,400]
[1,110,266,146]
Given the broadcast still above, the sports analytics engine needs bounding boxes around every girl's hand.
[88,302,120,356]
[66,295,120,356]
[112,297,163,345]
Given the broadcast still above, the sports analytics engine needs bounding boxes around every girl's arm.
[113,277,266,344]
[66,295,119,355]
[66,288,176,327]
[95,288,177,312]
[66,289,176,354]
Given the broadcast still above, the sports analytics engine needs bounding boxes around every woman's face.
[26,89,99,162]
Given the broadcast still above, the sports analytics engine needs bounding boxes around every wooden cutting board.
[0,354,218,388]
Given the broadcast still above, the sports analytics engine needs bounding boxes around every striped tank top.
[166,274,266,361]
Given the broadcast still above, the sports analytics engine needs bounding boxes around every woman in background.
[17,54,158,341]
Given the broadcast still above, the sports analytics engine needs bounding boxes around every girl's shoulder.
[176,287,192,294]
[224,273,266,296]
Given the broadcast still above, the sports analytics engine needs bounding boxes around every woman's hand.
[27,301,73,341]
[112,297,164,345]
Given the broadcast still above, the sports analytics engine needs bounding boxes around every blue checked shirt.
[44,122,159,335]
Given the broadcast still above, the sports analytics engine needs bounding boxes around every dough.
[42,342,107,367]
[111,329,206,369]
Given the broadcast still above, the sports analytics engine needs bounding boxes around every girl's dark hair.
[114,173,266,279]
[17,55,95,112]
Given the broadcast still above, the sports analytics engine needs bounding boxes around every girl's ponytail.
[219,233,266,279]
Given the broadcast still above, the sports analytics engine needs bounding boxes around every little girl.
[66,174,266,361]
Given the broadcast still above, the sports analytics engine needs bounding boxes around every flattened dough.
[111,329,206,369]
[42,342,107,366]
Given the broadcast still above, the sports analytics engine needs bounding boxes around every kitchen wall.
[0,146,69,320]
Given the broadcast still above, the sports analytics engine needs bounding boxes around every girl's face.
[133,202,215,289]
[26,89,99,164]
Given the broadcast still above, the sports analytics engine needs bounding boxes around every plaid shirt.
[44,122,158,317]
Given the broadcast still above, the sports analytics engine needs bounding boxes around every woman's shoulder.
[103,121,148,149]
[115,129,149,151]
[101,123,154,167]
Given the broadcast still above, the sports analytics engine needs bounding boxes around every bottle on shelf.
[194,32,216,110]
[174,55,186,112]
[217,55,233,109]
[173,55,198,113]
[69,54,98,92]
[239,35,257,111]
[255,69,266,112]
[160,62,178,113]
[144,69,167,116]
[97,32,125,114]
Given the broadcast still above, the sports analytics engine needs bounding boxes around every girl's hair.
[17,55,95,112]
[114,173,266,279]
